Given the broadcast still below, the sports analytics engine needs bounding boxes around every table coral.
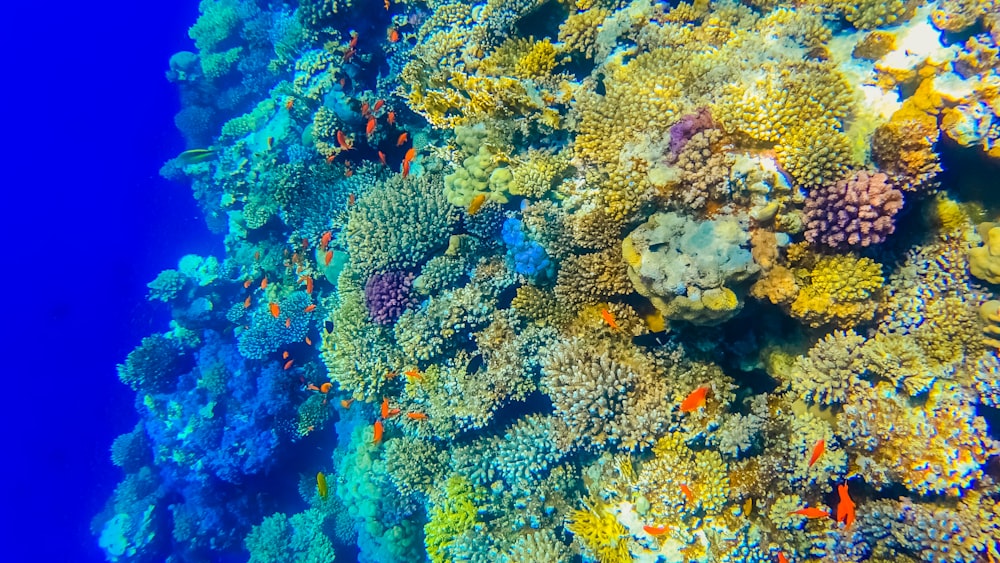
[623,211,758,325]
[804,170,904,249]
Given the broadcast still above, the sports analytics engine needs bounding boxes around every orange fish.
[305,336,313,346]
[396,132,409,146]
[341,398,354,409]
[349,31,358,49]
[679,483,694,503]
[378,151,387,165]
[305,276,314,294]
[373,100,384,113]
[600,308,619,330]
[254,250,261,261]
[680,386,709,412]
[302,237,309,250]
[304,304,317,313]
[323,250,333,266]
[789,507,829,519]
[267,136,274,150]
[348,193,356,206]
[344,160,354,177]
[387,111,395,125]
[404,369,422,380]
[285,98,294,111]
[643,525,670,537]
[372,420,383,444]
[320,231,332,250]
[243,296,251,309]
[243,278,252,289]
[406,412,428,420]
[361,101,370,118]
[307,384,320,391]
[808,439,825,468]
[283,351,289,359]
[777,552,789,563]
[402,160,411,178]
[269,302,281,318]
[381,397,390,419]
[285,317,292,328]
[320,382,333,394]
[261,276,268,290]
[366,117,376,137]
[385,370,398,380]
[384,0,389,10]
[467,193,487,215]
[283,359,294,370]
[836,483,855,529]
[388,28,399,42]
[336,130,353,150]
[326,153,336,164]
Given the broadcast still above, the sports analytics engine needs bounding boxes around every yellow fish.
[317,471,328,500]
[176,148,218,165]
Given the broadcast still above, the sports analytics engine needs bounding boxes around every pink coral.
[804,170,904,248]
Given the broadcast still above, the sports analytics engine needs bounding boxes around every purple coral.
[364,270,418,325]
[804,170,904,248]
[668,107,717,155]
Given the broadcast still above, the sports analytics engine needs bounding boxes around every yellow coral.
[969,222,1000,283]
[508,149,572,198]
[425,476,480,563]
[839,0,918,30]
[566,499,631,563]
[557,7,610,59]
[638,433,731,519]
[789,252,884,328]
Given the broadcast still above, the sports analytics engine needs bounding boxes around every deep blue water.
[2,3,214,560]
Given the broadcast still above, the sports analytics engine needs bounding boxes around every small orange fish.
[600,308,619,330]
[285,98,294,111]
[836,483,856,529]
[366,117,376,137]
[378,151,387,165]
[361,101,370,118]
[404,369,422,380]
[283,359,294,370]
[285,317,292,328]
[305,276,314,294]
[344,160,354,178]
[467,193,487,215]
[372,420,383,444]
[348,193,356,206]
[267,136,274,150]
[326,153,336,164]
[317,471,328,499]
[243,296,251,309]
[320,382,333,394]
[808,439,825,468]
[680,386,709,412]
[396,132,409,146]
[643,525,669,537]
[302,237,309,249]
[402,160,411,178]
[388,28,399,42]
[349,31,359,49]
[679,483,694,503]
[381,397,390,419]
[304,304,317,313]
[385,370,398,380]
[261,276,268,290]
[254,250,261,261]
[387,111,395,125]
[269,302,281,318]
[341,398,354,409]
[305,336,313,346]
[283,351,289,359]
[336,130,353,150]
[373,100,384,113]
[325,250,333,266]
[406,412,428,420]
[320,231,332,250]
[244,278,252,289]
[789,507,829,519]
[384,0,389,10]
[777,552,789,563]
[307,384,320,391]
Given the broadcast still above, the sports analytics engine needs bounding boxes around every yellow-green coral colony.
[101,0,1000,562]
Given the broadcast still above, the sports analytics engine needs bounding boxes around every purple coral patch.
[805,170,904,248]
[364,270,418,325]
[668,107,717,155]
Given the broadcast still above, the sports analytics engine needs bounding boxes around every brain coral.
[623,211,759,325]
[345,172,457,277]
[805,170,904,248]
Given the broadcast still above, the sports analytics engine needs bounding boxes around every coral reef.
[804,170,904,248]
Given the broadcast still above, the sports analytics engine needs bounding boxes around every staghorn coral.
[425,475,481,563]
[384,436,445,502]
[558,7,611,59]
[345,172,457,277]
[623,211,758,325]
[804,170,904,249]
[413,255,467,295]
[774,119,853,188]
[493,414,567,495]
[840,381,999,495]
[788,249,884,329]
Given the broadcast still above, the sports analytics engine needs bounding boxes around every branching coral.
[788,249,884,329]
[117,334,191,394]
[636,432,731,520]
[425,476,481,563]
[566,498,631,563]
[554,247,633,307]
[789,330,870,405]
[804,170,904,249]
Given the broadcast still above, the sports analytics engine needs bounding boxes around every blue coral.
[237,291,312,360]
[502,218,554,279]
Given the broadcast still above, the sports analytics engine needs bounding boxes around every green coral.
[424,476,480,563]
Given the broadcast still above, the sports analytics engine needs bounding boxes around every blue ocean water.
[2,2,210,560]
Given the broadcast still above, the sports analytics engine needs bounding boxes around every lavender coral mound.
[668,107,717,155]
[364,270,418,325]
[805,170,903,248]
